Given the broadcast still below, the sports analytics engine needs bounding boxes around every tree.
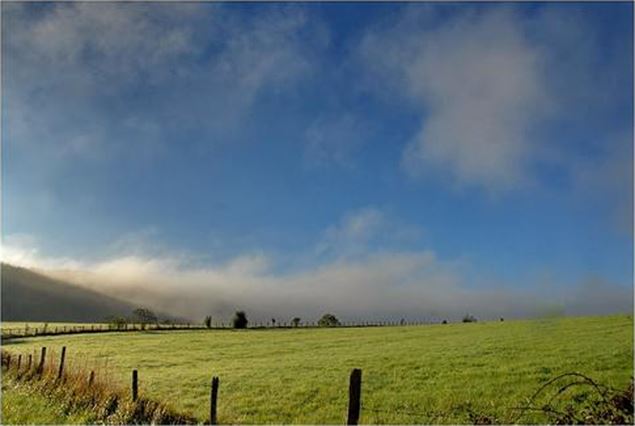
[292,317,301,327]
[133,308,157,323]
[107,316,128,330]
[233,311,248,329]
[204,316,212,329]
[318,313,341,327]
[133,308,158,330]
[462,314,477,323]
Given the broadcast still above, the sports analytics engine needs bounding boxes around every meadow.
[2,315,632,424]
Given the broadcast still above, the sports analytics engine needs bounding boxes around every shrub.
[203,316,212,329]
[133,308,158,325]
[232,311,248,329]
[318,313,341,327]
[108,316,128,330]
[462,314,477,323]
[292,317,301,327]
[442,320,448,324]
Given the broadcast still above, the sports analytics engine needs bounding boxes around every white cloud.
[360,8,550,192]
[2,233,83,271]
[315,207,423,259]
[3,3,325,162]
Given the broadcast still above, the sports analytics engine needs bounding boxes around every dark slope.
[1,263,140,322]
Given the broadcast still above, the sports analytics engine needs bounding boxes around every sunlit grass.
[3,314,632,424]
[2,377,95,424]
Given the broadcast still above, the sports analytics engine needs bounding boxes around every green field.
[2,315,632,424]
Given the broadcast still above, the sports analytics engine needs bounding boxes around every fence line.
[2,319,444,341]
[2,346,373,425]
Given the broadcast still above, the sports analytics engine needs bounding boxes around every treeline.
[200,312,491,329]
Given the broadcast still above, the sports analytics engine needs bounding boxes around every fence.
[1,322,206,340]
[1,319,440,341]
[2,346,372,425]
[2,321,438,340]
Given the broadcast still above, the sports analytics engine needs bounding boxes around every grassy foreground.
[1,378,95,424]
[2,315,632,424]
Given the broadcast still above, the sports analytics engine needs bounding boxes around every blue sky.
[2,2,632,321]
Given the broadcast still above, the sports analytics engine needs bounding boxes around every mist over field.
[4,233,631,323]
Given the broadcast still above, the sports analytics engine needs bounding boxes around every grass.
[1,377,95,424]
[2,314,632,424]
[1,351,197,425]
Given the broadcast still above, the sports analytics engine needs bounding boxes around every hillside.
[1,263,141,322]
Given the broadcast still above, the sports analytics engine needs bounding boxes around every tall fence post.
[347,368,362,425]
[17,354,22,370]
[210,376,220,425]
[37,347,47,375]
[6,354,11,369]
[57,346,66,380]
[27,354,32,370]
[88,370,95,386]
[132,369,138,401]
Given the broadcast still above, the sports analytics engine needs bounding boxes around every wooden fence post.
[210,376,219,425]
[27,354,32,370]
[6,354,11,369]
[347,368,362,425]
[132,369,138,401]
[88,370,95,386]
[17,354,22,370]
[57,346,66,380]
[37,347,47,375]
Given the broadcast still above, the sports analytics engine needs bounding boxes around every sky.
[1,2,633,322]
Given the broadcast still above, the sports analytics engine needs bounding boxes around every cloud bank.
[3,209,631,322]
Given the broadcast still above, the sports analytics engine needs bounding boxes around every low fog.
[22,250,631,323]
[4,207,632,323]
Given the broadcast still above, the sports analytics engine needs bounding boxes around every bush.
[133,308,158,324]
[203,316,212,329]
[292,317,301,327]
[232,311,248,329]
[107,316,128,330]
[462,314,477,323]
[318,313,341,327]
